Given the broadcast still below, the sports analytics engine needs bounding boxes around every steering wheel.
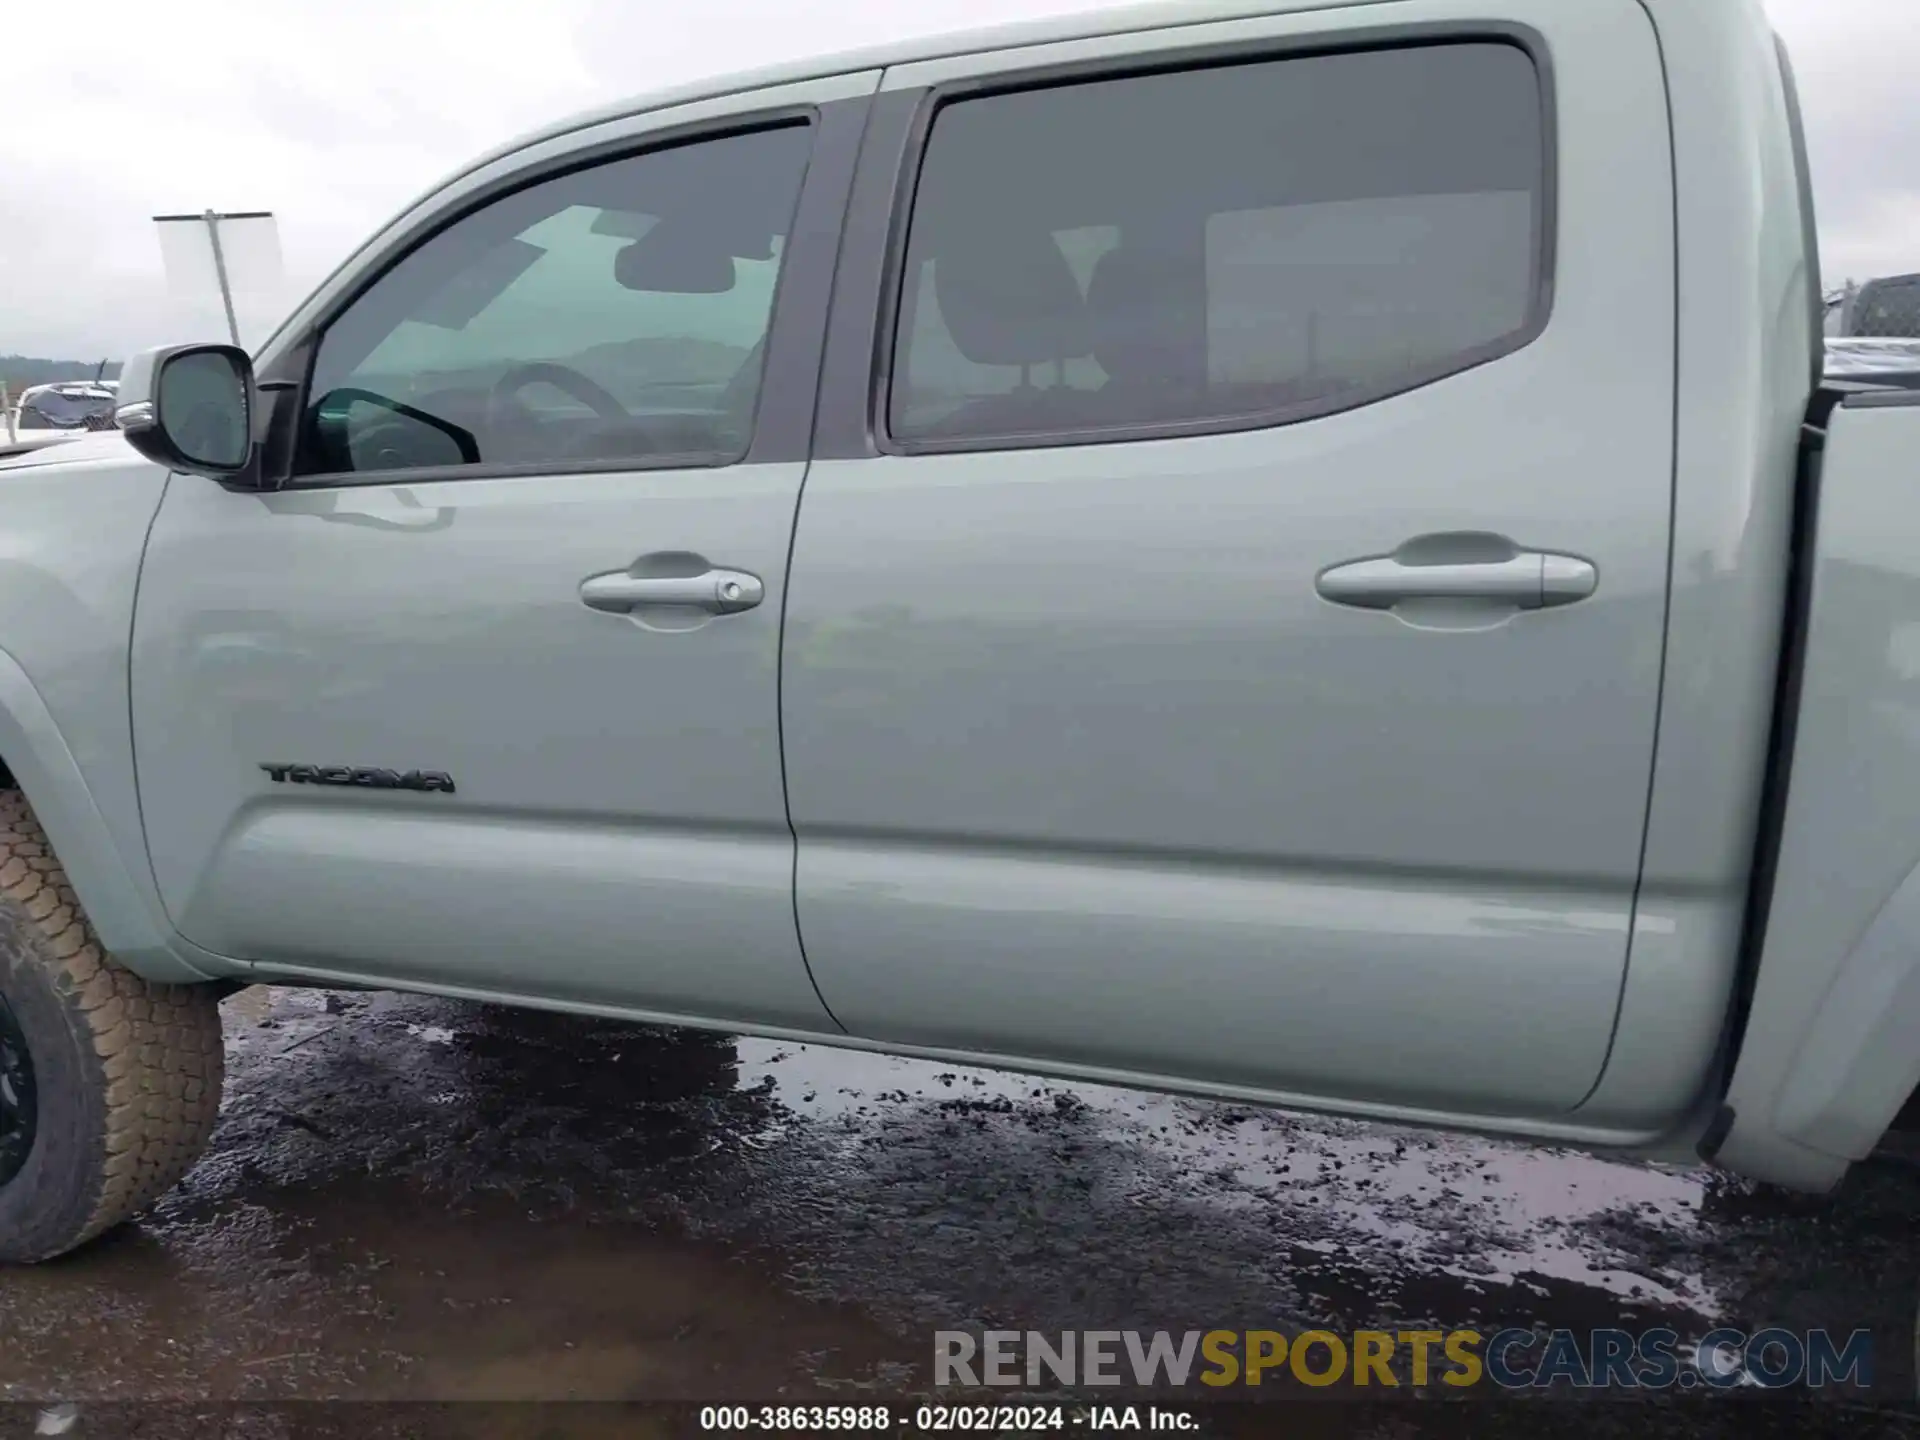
[487,361,631,429]
[486,361,658,462]
[348,417,465,472]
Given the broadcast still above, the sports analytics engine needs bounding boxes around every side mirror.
[114,344,256,480]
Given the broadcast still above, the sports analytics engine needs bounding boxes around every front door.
[781,3,1676,1116]
[132,79,870,1027]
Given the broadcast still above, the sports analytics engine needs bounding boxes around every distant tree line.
[0,356,122,392]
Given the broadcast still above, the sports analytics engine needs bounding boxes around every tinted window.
[299,124,813,480]
[889,42,1545,446]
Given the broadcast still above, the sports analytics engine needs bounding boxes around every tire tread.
[0,789,223,1258]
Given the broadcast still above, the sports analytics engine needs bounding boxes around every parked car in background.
[1,381,120,457]
[1826,337,1920,390]
[1824,271,1920,390]
[1826,271,1920,338]
[1841,271,1920,337]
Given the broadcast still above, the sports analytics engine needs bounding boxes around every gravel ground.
[0,986,1913,1438]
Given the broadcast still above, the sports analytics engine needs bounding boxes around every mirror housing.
[114,343,258,482]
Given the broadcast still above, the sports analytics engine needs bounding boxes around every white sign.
[154,211,288,350]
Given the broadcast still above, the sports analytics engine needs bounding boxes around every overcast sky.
[4,0,1911,358]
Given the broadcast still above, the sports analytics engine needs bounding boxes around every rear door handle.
[1316,547,1597,611]
[579,565,765,616]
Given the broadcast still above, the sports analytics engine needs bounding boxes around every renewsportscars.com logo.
[935,1327,1874,1391]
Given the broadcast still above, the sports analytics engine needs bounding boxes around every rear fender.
[1715,391,1920,1187]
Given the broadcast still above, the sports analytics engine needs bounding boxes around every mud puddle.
[0,986,1911,1434]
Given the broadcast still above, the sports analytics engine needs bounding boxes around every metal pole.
[204,209,243,348]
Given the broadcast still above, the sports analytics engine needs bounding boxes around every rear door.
[782,1,1676,1117]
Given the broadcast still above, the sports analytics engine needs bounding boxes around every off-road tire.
[0,789,224,1263]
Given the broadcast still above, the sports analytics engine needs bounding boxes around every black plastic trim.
[1713,384,1847,1107]
[1695,1103,1737,1163]
[279,96,869,491]
[743,95,870,467]
[817,24,1559,461]
[248,334,311,491]
[813,88,924,462]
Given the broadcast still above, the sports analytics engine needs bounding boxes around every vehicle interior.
[296,125,812,477]
[891,41,1544,443]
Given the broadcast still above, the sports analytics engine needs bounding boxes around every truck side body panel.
[128,73,877,1029]
[0,439,221,981]
[782,0,1681,1122]
[1575,0,1819,1129]
[1717,391,1920,1188]
[0,0,1881,1189]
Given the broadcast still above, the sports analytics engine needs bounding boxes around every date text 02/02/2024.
[695,1405,1196,1431]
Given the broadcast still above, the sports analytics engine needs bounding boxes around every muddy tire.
[0,789,223,1263]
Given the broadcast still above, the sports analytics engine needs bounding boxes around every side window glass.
[889,42,1546,446]
[298,123,813,480]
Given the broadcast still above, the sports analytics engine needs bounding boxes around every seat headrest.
[1085,245,1197,388]
[930,230,1087,367]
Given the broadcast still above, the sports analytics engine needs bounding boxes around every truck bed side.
[1714,388,1920,1188]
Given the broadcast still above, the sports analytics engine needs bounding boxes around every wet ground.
[0,986,1915,1438]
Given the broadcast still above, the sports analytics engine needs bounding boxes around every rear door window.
[888,41,1548,448]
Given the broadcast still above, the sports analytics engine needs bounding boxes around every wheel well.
[1893,1084,1920,1135]
[0,756,14,791]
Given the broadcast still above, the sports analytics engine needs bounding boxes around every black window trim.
[264,95,871,492]
[832,22,1559,460]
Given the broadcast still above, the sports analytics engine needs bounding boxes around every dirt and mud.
[0,987,1914,1438]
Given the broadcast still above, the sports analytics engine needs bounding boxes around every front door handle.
[1316,544,1597,611]
[579,564,765,616]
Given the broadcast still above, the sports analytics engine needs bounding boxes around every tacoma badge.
[259,764,456,794]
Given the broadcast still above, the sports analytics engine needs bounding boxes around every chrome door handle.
[579,565,765,616]
[1316,548,1597,611]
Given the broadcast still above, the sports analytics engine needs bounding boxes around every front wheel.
[0,790,224,1263]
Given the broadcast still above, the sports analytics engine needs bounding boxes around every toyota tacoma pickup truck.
[0,0,1909,1263]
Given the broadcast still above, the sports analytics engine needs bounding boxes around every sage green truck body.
[3,0,1913,1193]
